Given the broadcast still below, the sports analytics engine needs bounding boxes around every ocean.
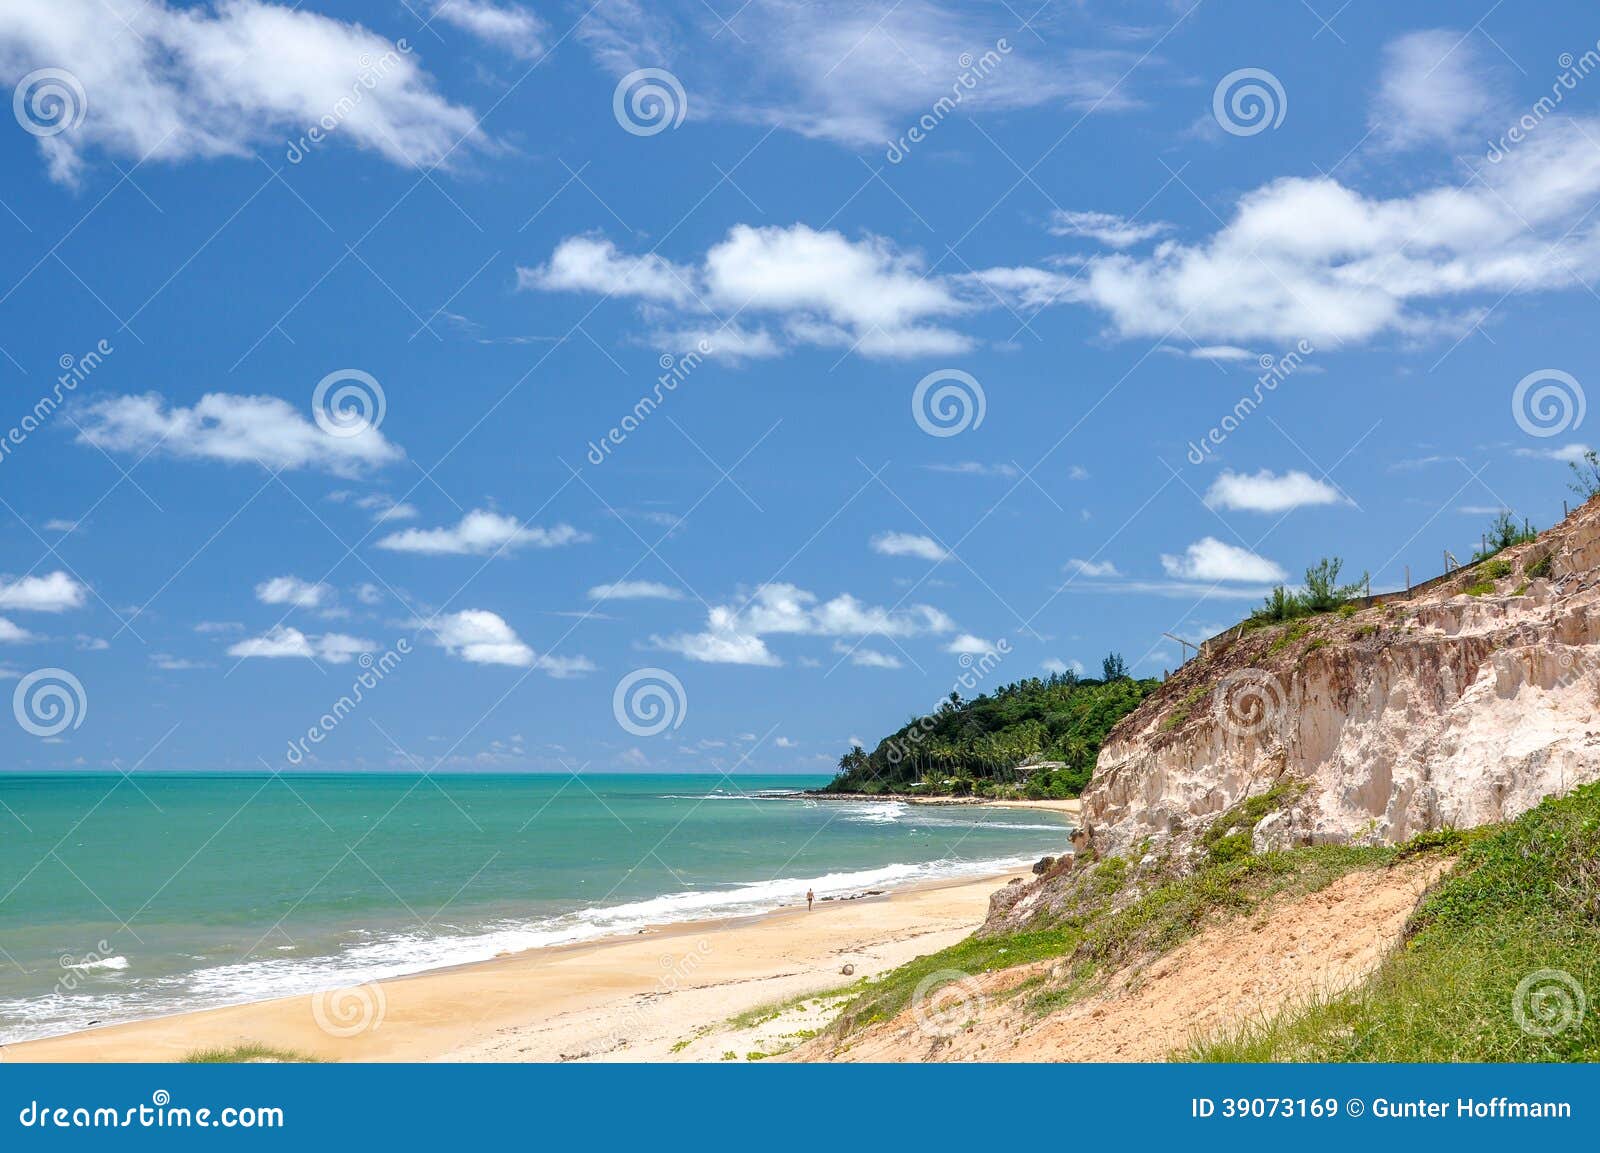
[0,773,1072,1043]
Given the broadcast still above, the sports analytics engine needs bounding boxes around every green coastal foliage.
[1188,783,1600,1062]
[1248,557,1368,627]
[1471,511,1538,562]
[182,1043,321,1063]
[825,668,1158,798]
[827,834,1428,1046]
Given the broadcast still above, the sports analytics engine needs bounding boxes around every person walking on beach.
[806,888,814,911]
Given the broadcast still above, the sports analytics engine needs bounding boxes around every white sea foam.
[60,955,129,972]
[0,851,1053,1044]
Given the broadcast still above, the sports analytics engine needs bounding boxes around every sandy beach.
[5,871,1024,1063]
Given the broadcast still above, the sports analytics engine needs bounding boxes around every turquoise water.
[0,774,1071,1042]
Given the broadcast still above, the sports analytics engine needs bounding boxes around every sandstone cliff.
[992,497,1600,931]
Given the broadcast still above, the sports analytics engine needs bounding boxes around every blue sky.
[0,0,1594,775]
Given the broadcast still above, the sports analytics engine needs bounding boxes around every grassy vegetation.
[1160,685,1211,732]
[1248,557,1368,628]
[826,671,1158,798]
[1200,782,1305,864]
[825,794,1458,1043]
[182,1043,321,1063]
[1471,511,1538,562]
[1186,783,1600,1062]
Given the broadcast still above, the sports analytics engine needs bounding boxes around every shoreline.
[4,869,1029,1063]
[803,793,1082,815]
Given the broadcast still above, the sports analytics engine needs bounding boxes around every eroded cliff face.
[1083,498,1600,865]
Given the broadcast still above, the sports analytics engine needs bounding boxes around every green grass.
[1268,621,1312,653]
[1160,685,1211,732]
[724,982,861,1031]
[1200,782,1305,864]
[830,923,1084,1037]
[825,790,1443,1043]
[182,1043,321,1063]
[1185,783,1600,1062]
[1464,579,1496,597]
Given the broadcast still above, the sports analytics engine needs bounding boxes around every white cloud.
[996,117,1600,347]
[1514,442,1591,463]
[1161,538,1287,583]
[0,618,38,643]
[43,518,78,533]
[75,634,109,651]
[433,0,544,59]
[587,580,684,601]
[1185,344,1256,362]
[1049,209,1170,248]
[1042,657,1084,675]
[517,235,696,305]
[654,629,780,666]
[1204,469,1345,513]
[348,493,418,522]
[870,531,948,562]
[578,1,1146,148]
[424,609,592,676]
[835,642,902,670]
[524,223,975,359]
[1060,579,1279,601]
[0,571,87,612]
[1370,29,1493,152]
[254,575,331,609]
[76,392,403,476]
[945,633,996,655]
[151,653,209,670]
[377,510,589,556]
[1064,558,1119,578]
[922,461,1019,478]
[0,0,486,185]
[652,582,953,665]
[228,625,374,664]
[774,736,798,748]
[663,323,782,361]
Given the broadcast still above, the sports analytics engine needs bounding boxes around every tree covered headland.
[824,658,1158,799]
